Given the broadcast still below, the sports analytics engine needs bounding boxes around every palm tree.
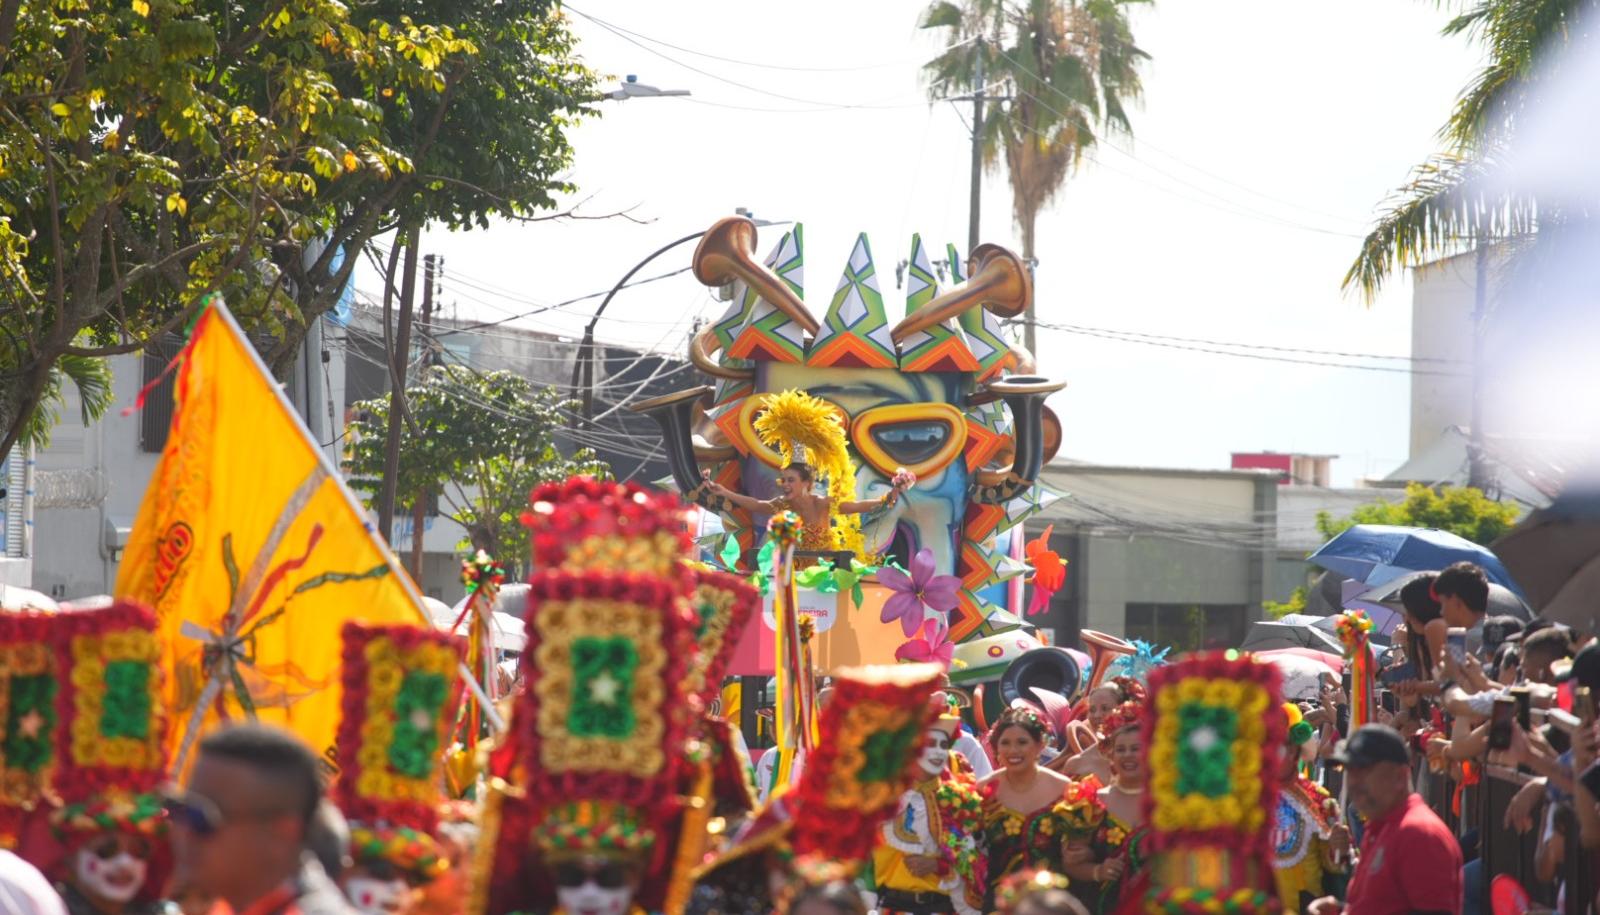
[1343,0,1583,299]
[921,0,1151,354]
[21,354,113,450]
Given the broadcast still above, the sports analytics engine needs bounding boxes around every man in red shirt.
[1310,725,1462,915]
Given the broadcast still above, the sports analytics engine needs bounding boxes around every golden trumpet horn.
[692,217,819,336]
[890,243,1031,343]
[1079,629,1137,699]
[689,325,754,381]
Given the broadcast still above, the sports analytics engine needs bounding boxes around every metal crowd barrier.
[1409,761,1593,914]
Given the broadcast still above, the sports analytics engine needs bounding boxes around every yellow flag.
[116,299,428,777]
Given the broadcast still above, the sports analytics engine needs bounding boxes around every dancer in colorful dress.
[980,707,1082,906]
[1061,701,1147,915]
[1271,703,1350,913]
[697,390,914,562]
[871,698,986,914]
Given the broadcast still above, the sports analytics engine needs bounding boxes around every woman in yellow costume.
[701,389,913,560]
[1271,703,1349,913]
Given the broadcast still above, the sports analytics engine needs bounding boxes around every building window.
[1124,603,1247,654]
[139,336,187,453]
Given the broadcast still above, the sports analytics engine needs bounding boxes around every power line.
[572,8,945,111]
[567,5,975,74]
[1019,318,1467,376]
[1025,320,1466,365]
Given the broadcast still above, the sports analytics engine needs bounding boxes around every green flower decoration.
[101,661,151,740]
[1175,703,1238,799]
[858,721,921,783]
[389,671,448,779]
[569,637,639,739]
[4,674,56,774]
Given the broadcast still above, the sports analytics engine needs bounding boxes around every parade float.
[633,216,1070,705]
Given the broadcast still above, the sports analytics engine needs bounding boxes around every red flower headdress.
[1097,700,1145,748]
[1109,675,1148,705]
[783,662,944,865]
[47,601,168,840]
[332,622,463,883]
[689,663,944,907]
[1,611,56,848]
[1141,652,1286,915]
[472,477,700,915]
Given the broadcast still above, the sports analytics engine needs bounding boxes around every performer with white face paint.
[870,699,986,915]
[21,603,174,915]
[342,867,409,915]
[550,855,642,915]
[58,832,160,915]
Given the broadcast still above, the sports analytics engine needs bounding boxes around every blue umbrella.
[1307,524,1524,596]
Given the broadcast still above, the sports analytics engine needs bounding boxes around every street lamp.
[571,212,793,419]
[604,74,691,101]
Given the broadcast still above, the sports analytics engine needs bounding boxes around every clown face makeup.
[343,875,409,915]
[553,858,634,915]
[918,728,953,776]
[73,833,151,906]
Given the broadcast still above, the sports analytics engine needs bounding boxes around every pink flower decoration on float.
[895,618,955,667]
[877,547,962,637]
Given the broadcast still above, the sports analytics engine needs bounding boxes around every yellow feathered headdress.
[753,389,866,560]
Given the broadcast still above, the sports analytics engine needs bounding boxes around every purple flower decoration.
[877,548,962,637]
[895,619,955,667]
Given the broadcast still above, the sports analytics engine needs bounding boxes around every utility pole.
[408,253,436,583]
[1468,243,1489,492]
[377,227,420,547]
[968,37,985,258]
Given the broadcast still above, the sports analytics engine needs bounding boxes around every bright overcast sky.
[379,0,1483,487]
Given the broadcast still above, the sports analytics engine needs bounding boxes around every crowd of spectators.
[1309,560,1598,915]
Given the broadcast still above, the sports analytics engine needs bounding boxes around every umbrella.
[1308,524,1523,594]
[428,595,528,653]
[1254,650,1338,701]
[0,584,58,612]
[1255,646,1345,674]
[1354,571,1532,622]
[1493,480,1600,628]
[1240,619,1345,655]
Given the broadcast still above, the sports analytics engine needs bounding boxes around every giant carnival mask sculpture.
[635,216,1066,677]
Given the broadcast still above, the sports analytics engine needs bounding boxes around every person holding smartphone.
[1432,562,1490,660]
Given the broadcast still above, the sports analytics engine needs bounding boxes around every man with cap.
[1308,725,1461,915]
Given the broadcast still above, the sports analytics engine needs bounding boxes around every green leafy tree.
[0,0,595,457]
[1263,586,1308,620]
[1314,482,1522,546]
[921,0,1150,352]
[344,365,608,582]
[1344,0,1581,298]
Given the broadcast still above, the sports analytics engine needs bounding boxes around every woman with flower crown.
[1060,701,1149,915]
[978,707,1094,909]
